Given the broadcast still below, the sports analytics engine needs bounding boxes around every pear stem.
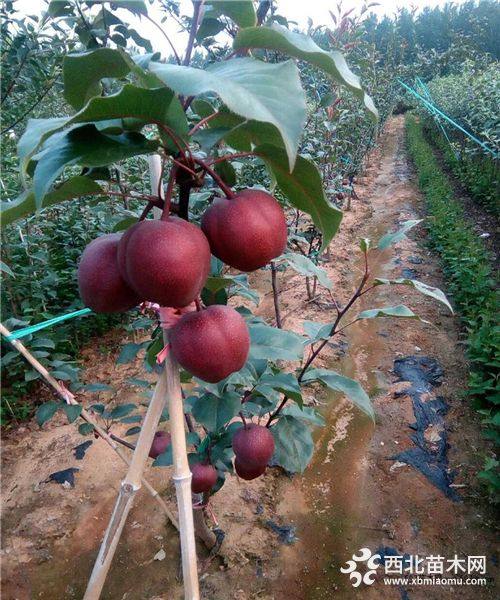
[193,157,235,199]
[161,165,179,221]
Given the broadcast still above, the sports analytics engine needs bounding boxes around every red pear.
[201,189,287,271]
[234,457,267,481]
[117,217,211,307]
[78,233,140,313]
[232,424,275,468]
[191,462,218,494]
[149,431,171,459]
[169,305,250,383]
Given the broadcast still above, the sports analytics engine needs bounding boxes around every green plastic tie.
[4,308,93,341]
[398,79,498,158]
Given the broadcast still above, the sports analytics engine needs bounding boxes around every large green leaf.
[373,278,453,313]
[207,1,257,28]
[255,145,342,248]
[18,117,69,177]
[33,125,158,205]
[233,24,378,120]
[281,252,332,289]
[150,57,306,168]
[18,85,186,175]
[271,415,314,473]
[1,176,103,227]
[249,324,304,362]
[302,368,374,421]
[63,48,133,109]
[191,392,241,431]
[69,84,189,140]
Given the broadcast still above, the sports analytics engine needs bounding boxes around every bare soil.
[1,116,498,599]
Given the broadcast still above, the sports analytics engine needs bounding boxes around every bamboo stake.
[84,369,170,599]
[164,345,200,599]
[0,323,178,531]
[149,153,200,599]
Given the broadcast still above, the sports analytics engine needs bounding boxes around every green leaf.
[78,422,95,435]
[377,219,423,250]
[359,238,371,252]
[1,176,103,227]
[116,342,144,364]
[257,372,303,406]
[107,0,147,15]
[281,404,325,426]
[150,57,306,169]
[373,278,454,314]
[0,260,15,277]
[302,320,333,345]
[120,415,143,424]
[271,415,314,473]
[125,426,142,436]
[191,392,241,431]
[255,145,342,248]
[109,403,136,419]
[47,1,73,17]
[83,383,113,392]
[64,404,82,423]
[207,1,257,28]
[281,252,332,289]
[203,276,234,293]
[302,368,374,421]
[63,48,133,110]
[196,17,225,41]
[18,117,68,176]
[67,84,188,141]
[153,445,173,467]
[233,24,378,120]
[248,324,304,362]
[33,125,157,205]
[36,401,61,426]
[356,305,422,321]
[214,160,237,187]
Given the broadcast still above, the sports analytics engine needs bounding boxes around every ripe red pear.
[201,189,287,271]
[234,457,267,481]
[117,217,211,307]
[78,233,141,313]
[149,431,171,459]
[191,462,218,493]
[232,424,275,468]
[169,305,250,383]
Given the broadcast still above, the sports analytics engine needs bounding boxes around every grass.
[406,114,499,499]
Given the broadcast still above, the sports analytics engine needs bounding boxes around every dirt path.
[1,116,497,599]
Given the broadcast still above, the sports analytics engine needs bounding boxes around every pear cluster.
[78,188,285,494]
[78,189,287,385]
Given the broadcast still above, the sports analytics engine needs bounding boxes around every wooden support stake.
[164,345,200,599]
[149,153,200,599]
[0,323,178,531]
[84,369,170,599]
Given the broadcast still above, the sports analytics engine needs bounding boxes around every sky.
[15,0,470,61]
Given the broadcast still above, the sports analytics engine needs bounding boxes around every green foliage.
[406,115,499,498]
[233,24,378,119]
[417,62,499,214]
